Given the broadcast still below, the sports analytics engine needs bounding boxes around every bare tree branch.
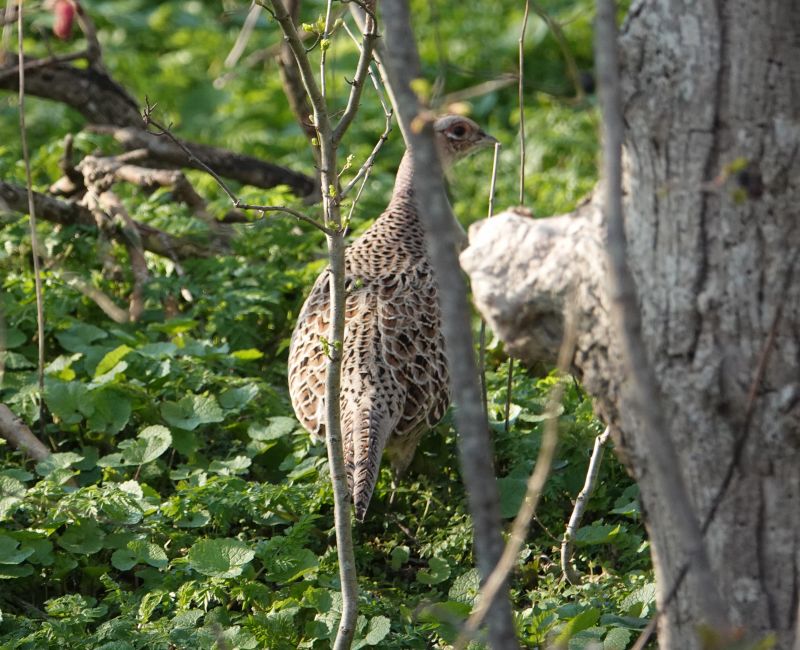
[0,180,211,259]
[561,426,611,584]
[0,404,51,462]
[16,2,46,433]
[90,124,316,197]
[379,2,519,647]
[595,0,728,632]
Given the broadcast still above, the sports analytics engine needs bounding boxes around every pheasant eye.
[451,125,467,137]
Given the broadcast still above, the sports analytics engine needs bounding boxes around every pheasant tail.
[343,391,396,521]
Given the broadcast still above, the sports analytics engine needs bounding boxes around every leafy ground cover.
[0,1,652,647]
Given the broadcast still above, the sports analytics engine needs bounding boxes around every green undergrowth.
[1,0,651,647]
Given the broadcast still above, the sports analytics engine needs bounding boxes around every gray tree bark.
[462,1,800,647]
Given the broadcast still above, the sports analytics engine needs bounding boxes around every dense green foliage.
[0,1,652,647]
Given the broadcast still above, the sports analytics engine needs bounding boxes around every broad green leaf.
[604,627,632,650]
[553,608,600,645]
[57,522,105,555]
[364,615,391,645]
[86,390,132,434]
[219,384,259,410]
[390,545,410,571]
[3,327,26,348]
[45,354,82,381]
[208,456,251,476]
[0,475,26,520]
[161,394,224,430]
[112,540,167,570]
[187,538,254,578]
[574,524,621,546]
[448,568,480,605]
[56,324,107,353]
[137,342,177,358]
[35,452,84,477]
[0,535,34,564]
[264,547,318,583]
[497,475,527,519]
[45,381,93,424]
[94,345,133,377]
[248,416,297,441]
[121,425,172,465]
[416,556,450,585]
[0,565,34,579]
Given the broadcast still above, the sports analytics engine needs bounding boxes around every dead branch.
[60,272,130,324]
[0,403,51,462]
[0,180,210,259]
[89,124,316,197]
[560,426,611,585]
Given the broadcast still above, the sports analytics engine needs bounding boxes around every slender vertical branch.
[379,2,519,647]
[595,0,728,631]
[560,426,611,584]
[17,1,46,433]
[478,142,502,415]
[260,2,380,646]
[518,0,530,205]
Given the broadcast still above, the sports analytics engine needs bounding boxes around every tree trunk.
[462,1,800,647]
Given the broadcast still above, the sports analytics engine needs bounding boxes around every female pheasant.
[288,115,497,521]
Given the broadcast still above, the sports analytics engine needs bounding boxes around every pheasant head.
[433,114,498,167]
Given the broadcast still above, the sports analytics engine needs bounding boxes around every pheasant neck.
[387,151,417,211]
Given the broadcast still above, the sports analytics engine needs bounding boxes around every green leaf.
[0,475,26,520]
[604,627,632,650]
[448,568,480,605]
[57,522,105,555]
[94,345,133,377]
[219,384,259,410]
[56,323,107,353]
[86,390,132,434]
[112,540,168,570]
[120,425,172,465]
[0,535,34,564]
[231,348,263,360]
[187,538,254,578]
[161,394,224,430]
[497,475,527,519]
[45,381,93,424]
[35,452,84,477]
[364,615,391,645]
[248,416,297,441]
[208,456,251,476]
[390,545,409,571]
[553,608,600,645]
[416,556,450,585]
[574,524,621,546]
[3,327,26,349]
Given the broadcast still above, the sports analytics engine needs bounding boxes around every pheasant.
[288,115,497,521]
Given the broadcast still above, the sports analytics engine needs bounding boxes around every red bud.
[53,0,76,40]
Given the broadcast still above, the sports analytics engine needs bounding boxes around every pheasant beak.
[477,130,499,147]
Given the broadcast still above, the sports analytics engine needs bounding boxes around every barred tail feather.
[346,395,394,522]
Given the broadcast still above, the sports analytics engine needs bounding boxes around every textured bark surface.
[462,1,800,647]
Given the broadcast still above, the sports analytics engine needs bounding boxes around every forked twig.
[141,102,333,235]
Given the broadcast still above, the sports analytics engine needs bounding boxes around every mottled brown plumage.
[288,115,496,521]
